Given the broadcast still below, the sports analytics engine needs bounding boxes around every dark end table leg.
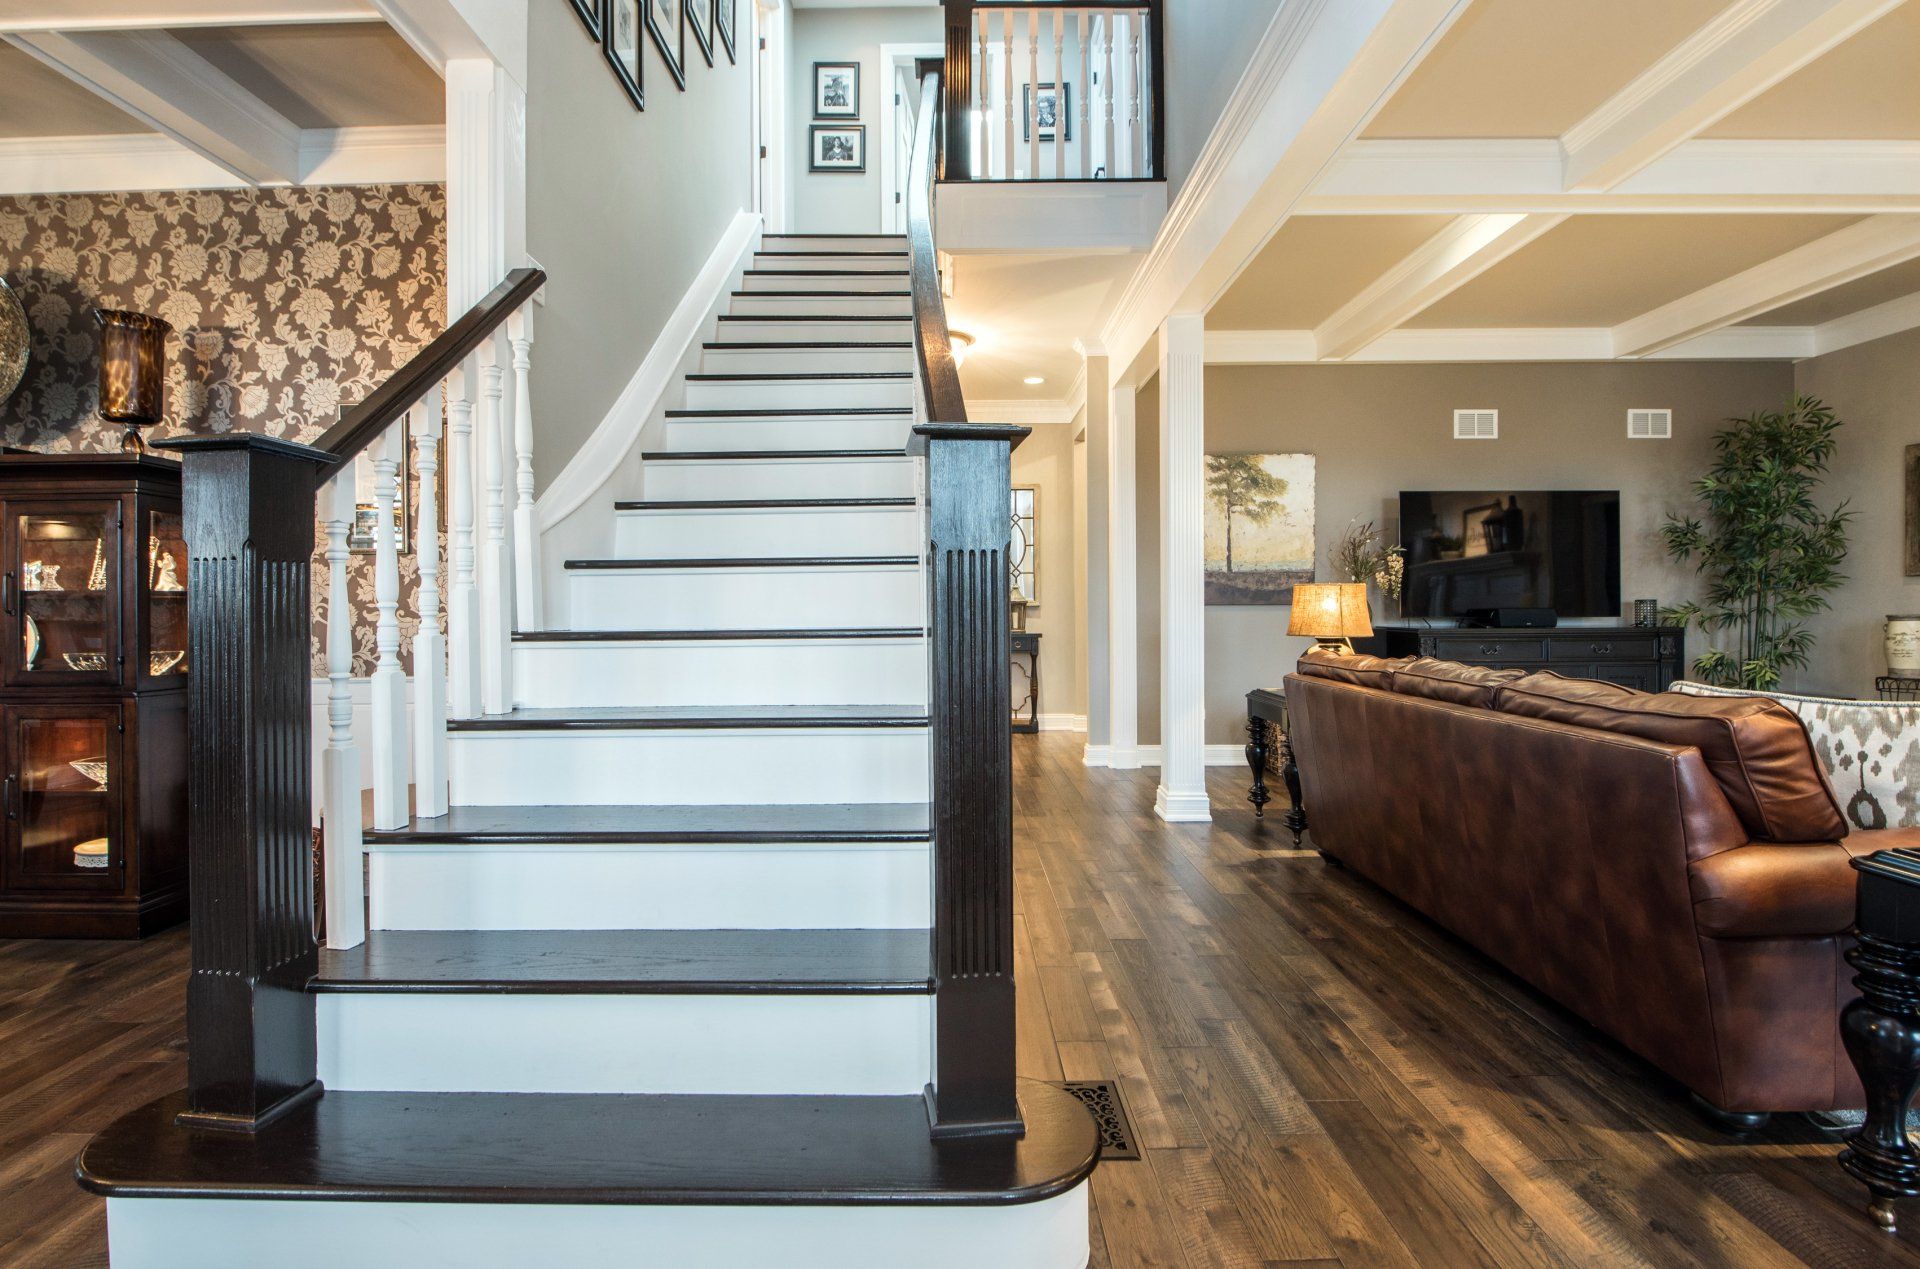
[1841,931,1920,1232]
[1245,716,1271,819]
[1279,728,1308,847]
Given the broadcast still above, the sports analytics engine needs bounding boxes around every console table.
[1841,848,1920,1232]
[1355,624,1686,691]
[1245,689,1307,846]
[1011,631,1040,733]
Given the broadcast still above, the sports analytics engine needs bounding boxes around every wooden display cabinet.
[0,455,188,937]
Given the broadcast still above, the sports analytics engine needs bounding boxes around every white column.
[445,359,480,719]
[1080,344,1111,763]
[508,304,541,631]
[1155,313,1209,822]
[369,421,409,830]
[478,328,513,715]
[412,384,448,819]
[1107,376,1139,770]
[320,472,365,949]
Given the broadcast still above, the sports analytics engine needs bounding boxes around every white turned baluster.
[370,420,408,830]
[1101,14,1116,179]
[320,472,365,949]
[1026,9,1040,179]
[1076,12,1091,180]
[1128,13,1146,178]
[508,305,541,632]
[1051,10,1065,179]
[478,328,513,715]
[445,359,480,720]
[975,11,989,178]
[412,382,448,819]
[1001,11,1014,180]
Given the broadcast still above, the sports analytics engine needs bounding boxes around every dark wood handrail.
[313,267,545,466]
[907,71,969,429]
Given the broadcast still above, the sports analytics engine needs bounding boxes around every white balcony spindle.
[412,382,448,819]
[320,471,365,949]
[370,421,409,830]
[1051,10,1065,179]
[509,305,541,632]
[1101,15,1116,179]
[1129,14,1145,178]
[1001,11,1014,180]
[1077,12,1092,180]
[478,329,513,715]
[974,10,988,178]
[1026,9,1040,179]
[445,359,480,720]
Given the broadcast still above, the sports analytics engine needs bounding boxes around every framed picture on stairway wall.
[686,0,713,67]
[646,0,686,89]
[569,0,601,39]
[347,417,412,555]
[604,0,644,110]
[715,0,737,63]
[810,125,866,173]
[813,62,860,119]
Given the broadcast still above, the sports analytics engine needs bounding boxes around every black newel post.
[159,434,337,1132]
[917,422,1027,1139]
[942,1,973,181]
[1840,849,1920,1231]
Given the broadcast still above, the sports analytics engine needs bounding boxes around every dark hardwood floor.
[2,731,1913,1266]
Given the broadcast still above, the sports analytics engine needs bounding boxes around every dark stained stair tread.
[640,449,904,461]
[312,929,933,995]
[78,1081,1099,1205]
[363,801,931,844]
[615,497,914,511]
[664,406,911,417]
[731,290,912,298]
[702,341,914,350]
[742,269,909,276]
[716,314,912,322]
[683,372,911,381]
[565,555,918,570]
[447,704,929,731]
[513,627,923,642]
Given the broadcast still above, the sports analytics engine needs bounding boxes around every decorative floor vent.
[1054,1079,1141,1160]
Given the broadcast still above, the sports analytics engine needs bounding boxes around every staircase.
[76,218,1097,1265]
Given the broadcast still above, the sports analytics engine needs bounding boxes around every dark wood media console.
[1354,624,1687,692]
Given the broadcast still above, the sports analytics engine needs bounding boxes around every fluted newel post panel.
[913,420,1029,1139]
[942,1,973,179]
[158,433,336,1132]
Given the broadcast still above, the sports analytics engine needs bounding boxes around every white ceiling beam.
[0,127,445,196]
[1206,325,1815,365]
[1312,213,1567,359]
[1811,288,1920,355]
[1611,213,1920,357]
[1305,139,1920,213]
[1561,0,1908,193]
[0,1,376,31]
[7,29,301,185]
[1099,0,1474,377]
[369,0,526,83]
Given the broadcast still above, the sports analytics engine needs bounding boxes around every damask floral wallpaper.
[0,184,447,675]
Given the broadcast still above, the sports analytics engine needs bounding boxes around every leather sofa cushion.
[1689,838,1883,938]
[1392,657,1526,709]
[1498,672,1848,843]
[1295,649,1408,691]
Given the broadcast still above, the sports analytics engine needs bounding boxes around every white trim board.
[0,2,377,32]
[966,398,1078,425]
[0,127,444,195]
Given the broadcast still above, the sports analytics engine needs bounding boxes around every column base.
[1154,786,1213,823]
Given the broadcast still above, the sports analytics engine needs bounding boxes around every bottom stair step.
[82,1083,1098,1269]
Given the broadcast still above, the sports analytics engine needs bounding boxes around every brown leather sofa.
[1284,650,1907,1124]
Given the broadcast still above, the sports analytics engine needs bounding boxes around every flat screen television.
[1397,490,1621,620]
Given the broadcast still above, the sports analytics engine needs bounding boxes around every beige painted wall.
[526,10,755,490]
[1012,419,1085,722]
[1131,360,1798,744]
[1793,326,1920,696]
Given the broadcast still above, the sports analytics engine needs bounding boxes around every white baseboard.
[1037,713,1087,732]
[1154,785,1214,823]
[1081,743,1109,766]
[1084,743,1244,769]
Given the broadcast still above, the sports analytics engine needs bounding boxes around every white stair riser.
[370,842,932,930]
[613,505,919,557]
[743,272,909,293]
[727,293,911,317]
[568,566,923,630]
[699,346,913,375]
[513,638,927,708]
[752,253,910,271]
[682,378,912,411]
[105,1186,1091,1269]
[763,235,907,252]
[643,455,917,500]
[715,319,912,343]
[660,413,914,451]
[448,727,931,805]
[317,994,930,1094]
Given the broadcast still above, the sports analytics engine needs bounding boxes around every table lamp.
[1289,582,1372,654]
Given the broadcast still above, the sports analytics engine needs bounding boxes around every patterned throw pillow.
[1671,680,1920,831]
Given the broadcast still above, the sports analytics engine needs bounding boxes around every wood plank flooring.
[1,730,1914,1266]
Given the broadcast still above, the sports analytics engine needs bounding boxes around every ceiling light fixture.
[949,330,975,368]
[1024,375,1046,386]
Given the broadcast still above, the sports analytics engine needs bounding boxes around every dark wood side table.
[1245,689,1307,845]
[1841,848,1920,1232]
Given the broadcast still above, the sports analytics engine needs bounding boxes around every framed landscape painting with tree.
[1204,452,1315,604]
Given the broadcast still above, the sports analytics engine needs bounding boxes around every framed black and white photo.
[569,0,601,39]
[715,0,737,63]
[646,0,686,89]
[603,0,644,109]
[1023,82,1072,143]
[813,62,860,119]
[809,124,866,172]
[686,0,713,66]
[347,417,412,554]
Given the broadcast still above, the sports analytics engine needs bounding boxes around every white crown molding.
[965,398,1078,426]
[0,125,445,195]
[1559,0,1905,192]
[0,1,376,31]
[1811,289,1920,357]
[1205,324,1817,364]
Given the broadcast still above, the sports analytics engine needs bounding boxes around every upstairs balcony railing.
[942,1,1162,182]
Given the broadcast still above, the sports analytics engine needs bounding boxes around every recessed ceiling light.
[1024,376,1046,386]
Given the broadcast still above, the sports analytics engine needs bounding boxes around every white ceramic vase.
[1887,615,1920,677]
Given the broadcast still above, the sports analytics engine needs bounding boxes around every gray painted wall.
[789,6,942,234]
[1130,360,1799,744]
[1013,419,1086,721]
[1793,326,1920,697]
[1162,0,1285,194]
[526,8,755,490]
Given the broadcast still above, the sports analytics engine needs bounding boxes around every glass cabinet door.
[5,499,120,686]
[4,705,122,891]
[142,506,188,683]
